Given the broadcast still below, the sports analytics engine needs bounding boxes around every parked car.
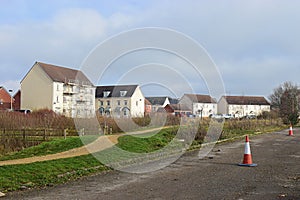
[244,114,257,119]
[15,109,31,114]
[222,114,234,119]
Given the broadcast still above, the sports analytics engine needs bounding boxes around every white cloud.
[1,1,300,97]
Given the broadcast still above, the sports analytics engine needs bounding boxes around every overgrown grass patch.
[116,128,176,153]
[0,136,98,161]
[0,120,287,193]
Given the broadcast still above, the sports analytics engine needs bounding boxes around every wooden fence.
[0,128,104,154]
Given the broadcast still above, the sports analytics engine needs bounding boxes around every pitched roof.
[166,104,192,111]
[182,94,216,103]
[145,98,152,105]
[146,97,169,105]
[169,98,179,104]
[36,62,92,85]
[0,86,13,103]
[223,96,270,105]
[95,85,138,98]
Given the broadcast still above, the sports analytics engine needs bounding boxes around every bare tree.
[269,81,299,125]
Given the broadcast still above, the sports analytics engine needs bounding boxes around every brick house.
[0,86,14,111]
[13,90,21,110]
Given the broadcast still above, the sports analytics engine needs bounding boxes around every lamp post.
[8,89,13,111]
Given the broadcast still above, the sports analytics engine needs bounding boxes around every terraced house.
[95,85,145,117]
[218,95,271,117]
[21,62,95,118]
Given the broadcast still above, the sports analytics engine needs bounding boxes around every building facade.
[95,85,145,117]
[180,94,217,117]
[146,97,178,112]
[0,86,14,111]
[21,62,95,118]
[218,95,271,117]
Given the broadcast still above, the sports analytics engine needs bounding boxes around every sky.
[0,0,300,99]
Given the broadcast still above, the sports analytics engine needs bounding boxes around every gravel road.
[5,128,300,200]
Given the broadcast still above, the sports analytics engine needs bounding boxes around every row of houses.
[0,61,271,118]
[145,94,270,118]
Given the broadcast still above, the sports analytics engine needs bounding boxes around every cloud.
[1,1,300,98]
[0,7,138,84]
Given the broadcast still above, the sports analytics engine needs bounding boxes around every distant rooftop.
[95,85,138,98]
[223,95,270,105]
[182,94,217,103]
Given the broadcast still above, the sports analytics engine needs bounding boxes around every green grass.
[0,154,108,192]
[0,136,98,161]
[0,122,286,193]
[0,128,177,192]
[116,128,176,153]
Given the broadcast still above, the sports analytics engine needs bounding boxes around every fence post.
[64,129,68,139]
[22,129,26,142]
[43,129,46,141]
[98,126,102,135]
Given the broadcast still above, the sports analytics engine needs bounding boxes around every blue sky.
[1,0,300,99]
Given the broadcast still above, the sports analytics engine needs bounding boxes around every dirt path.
[0,127,167,166]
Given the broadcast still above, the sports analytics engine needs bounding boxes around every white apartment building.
[180,94,217,117]
[21,62,95,118]
[95,85,145,117]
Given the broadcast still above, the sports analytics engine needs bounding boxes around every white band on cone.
[244,142,251,155]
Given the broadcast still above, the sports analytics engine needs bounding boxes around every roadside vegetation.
[0,118,287,193]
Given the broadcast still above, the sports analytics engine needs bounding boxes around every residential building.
[0,86,14,110]
[218,95,271,117]
[21,62,95,118]
[144,98,152,115]
[13,90,21,110]
[146,96,178,112]
[95,85,145,117]
[180,94,217,117]
[164,104,192,117]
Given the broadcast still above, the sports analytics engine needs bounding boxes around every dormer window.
[103,91,110,98]
[120,91,127,97]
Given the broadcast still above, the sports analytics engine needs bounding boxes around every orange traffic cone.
[238,135,257,167]
[289,125,294,136]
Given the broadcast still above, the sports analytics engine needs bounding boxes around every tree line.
[269,81,299,125]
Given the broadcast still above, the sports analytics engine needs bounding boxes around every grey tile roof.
[95,85,138,98]
[145,97,168,105]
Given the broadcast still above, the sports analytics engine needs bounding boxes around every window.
[56,96,59,103]
[124,100,128,105]
[103,91,110,98]
[107,100,110,106]
[120,91,127,97]
[57,85,59,91]
[117,100,121,106]
[136,101,138,106]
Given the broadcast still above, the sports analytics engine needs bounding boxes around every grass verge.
[0,136,98,161]
[0,122,286,193]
